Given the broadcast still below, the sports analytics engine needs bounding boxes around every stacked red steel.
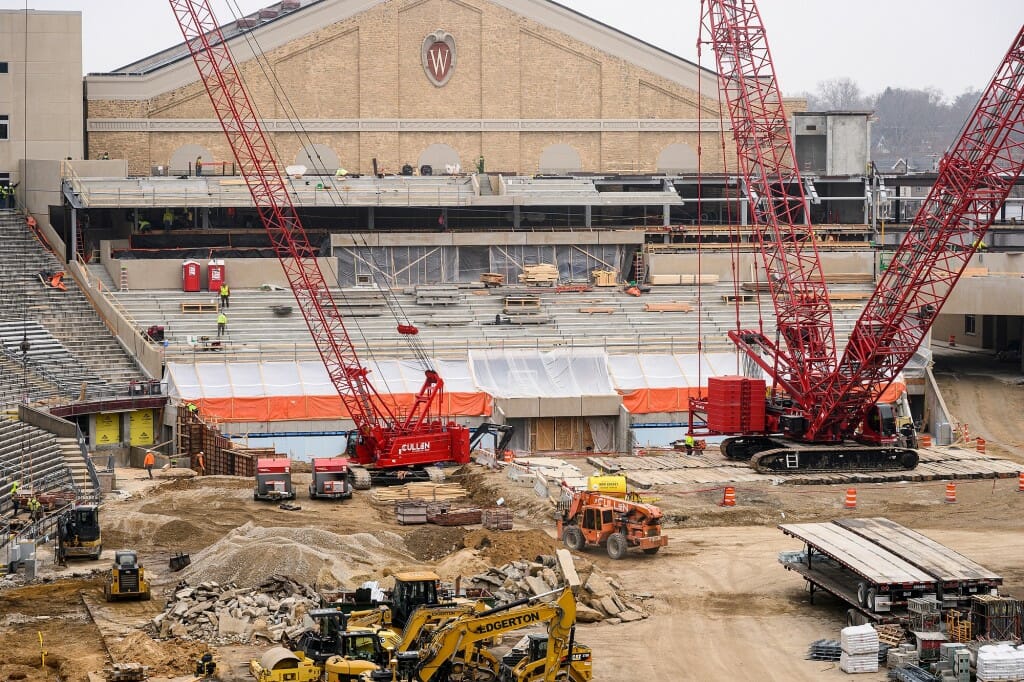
[706,376,767,433]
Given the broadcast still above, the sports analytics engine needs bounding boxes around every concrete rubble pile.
[464,548,651,624]
[151,574,322,644]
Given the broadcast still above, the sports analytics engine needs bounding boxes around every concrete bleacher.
[106,269,872,363]
[0,210,147,407]
[0,416,95,516]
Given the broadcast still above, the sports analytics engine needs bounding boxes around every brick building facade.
[82,0,783,177]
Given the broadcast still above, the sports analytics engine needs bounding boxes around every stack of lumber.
[518,264,559,286]
[644,302,692,313]
[480,273,505,286]
[371,482,468,503]
[591,269,619,286]
[823,272,874,284]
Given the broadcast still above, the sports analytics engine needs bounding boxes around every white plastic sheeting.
[468,348,618,399]
[165,358,480,399]
[606,352,755,389]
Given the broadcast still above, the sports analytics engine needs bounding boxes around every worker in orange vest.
[143,450,156,479]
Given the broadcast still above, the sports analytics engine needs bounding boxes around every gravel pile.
[179,522,409,589]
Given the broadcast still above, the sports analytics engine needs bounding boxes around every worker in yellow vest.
[219,282,230,309]
[217,311,228,338]
[9,480,20,516]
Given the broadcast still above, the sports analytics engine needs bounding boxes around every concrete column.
[513,205,521,229]
[663,204,670,227]
[740,198,748,226]
[585,205,592,228]
[367,206,375,231]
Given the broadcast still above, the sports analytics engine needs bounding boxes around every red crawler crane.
[693,1,1024,473]
[168,0,469,486]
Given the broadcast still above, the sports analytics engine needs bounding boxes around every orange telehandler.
[556,486,667,559]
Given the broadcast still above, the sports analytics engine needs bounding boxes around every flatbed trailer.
[778,518,1001,627]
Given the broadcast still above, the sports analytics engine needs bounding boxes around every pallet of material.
[482,507,514,531]
[644,302,692,313]
[480,273,505,287]
[414,286,463,306]
[591,269,620,287]
[721,293,756,303]
[427,502,483,526]
[180,302,219,313]
[650,274,719,286]
[518,264,559,286]
[579,306,615,314]
[829,291,870,300]
[741,281,771,292]
[503,295,542,314]
[556,284,593,293]
[395,499,428,525]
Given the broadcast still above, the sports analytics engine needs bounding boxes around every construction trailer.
[778,518,1002,626]
[253,458,295,501]
[308,457,354,500]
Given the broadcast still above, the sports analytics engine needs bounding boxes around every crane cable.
[219,0,433,397]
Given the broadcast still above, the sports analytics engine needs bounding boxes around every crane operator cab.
[859,403,899,446]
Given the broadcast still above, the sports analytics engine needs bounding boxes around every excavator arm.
[412,589,577,682]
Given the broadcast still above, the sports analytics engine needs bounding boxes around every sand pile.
[101,510,216,550]
[179,522,411,589]
[106,632,209,676]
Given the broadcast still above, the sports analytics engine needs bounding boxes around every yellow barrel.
[587,475,627,497]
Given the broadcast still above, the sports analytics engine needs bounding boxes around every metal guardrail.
[78,424,102,503]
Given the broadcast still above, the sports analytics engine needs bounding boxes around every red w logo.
[427,42,452,81]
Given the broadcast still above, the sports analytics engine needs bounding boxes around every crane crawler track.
[750,446,919,474]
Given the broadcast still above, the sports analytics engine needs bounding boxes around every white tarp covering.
[468,348,618,399]
[165,358,479,399]
[606,352,750,389]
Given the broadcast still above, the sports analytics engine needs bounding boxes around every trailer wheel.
[562,526,585,552]
[856,581,868,606]
[866,588,877,612]
[606,532,629,560]
[846,608,868,627]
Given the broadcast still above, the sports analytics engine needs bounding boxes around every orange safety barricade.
[720,486,736,507]
[945,482,957,504]
[976,437,986,453]
[844,488,857,509]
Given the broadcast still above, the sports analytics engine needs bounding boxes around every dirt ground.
[1,353,1023,681]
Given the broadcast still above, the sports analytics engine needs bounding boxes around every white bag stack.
[976,643,1024,681]
[839,624,879,674]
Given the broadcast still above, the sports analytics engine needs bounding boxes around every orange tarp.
[194,391,492,423]
[618,387,704,414]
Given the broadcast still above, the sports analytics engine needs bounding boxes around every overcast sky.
[4,0,1020,99]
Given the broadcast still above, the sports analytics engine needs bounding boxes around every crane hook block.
[397,324,419,336]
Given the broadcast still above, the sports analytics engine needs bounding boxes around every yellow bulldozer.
[103,550,151,601]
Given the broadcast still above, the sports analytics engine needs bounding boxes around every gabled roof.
[87,0,718,100]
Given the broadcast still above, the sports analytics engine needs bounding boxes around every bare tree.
[815,77,866,110]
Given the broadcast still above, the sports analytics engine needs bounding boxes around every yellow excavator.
[375,587,591,682]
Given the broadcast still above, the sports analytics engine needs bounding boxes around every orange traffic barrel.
[844,488,857,509]
[720,486,736,507]
[976,437,986,453]
[949,335,956,346]
[503,449,515,463]
[945,481,957,504]
[1018,471,1024,493]
[918,434,932,448]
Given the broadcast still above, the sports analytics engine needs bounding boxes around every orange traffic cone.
[1017,471,1023,493]
[844,488,857,509]
[976,437,986,453]
[945,482,957,504]
[720,486,736,507]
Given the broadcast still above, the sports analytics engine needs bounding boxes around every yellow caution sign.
[129,409,154,446]
[95,413,119,445]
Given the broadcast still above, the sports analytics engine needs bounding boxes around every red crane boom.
[697,0,1024,473]
[699,0,837,404]
[169,0,469,483]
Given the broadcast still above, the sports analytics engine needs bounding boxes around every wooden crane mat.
[587,446,1021,487]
